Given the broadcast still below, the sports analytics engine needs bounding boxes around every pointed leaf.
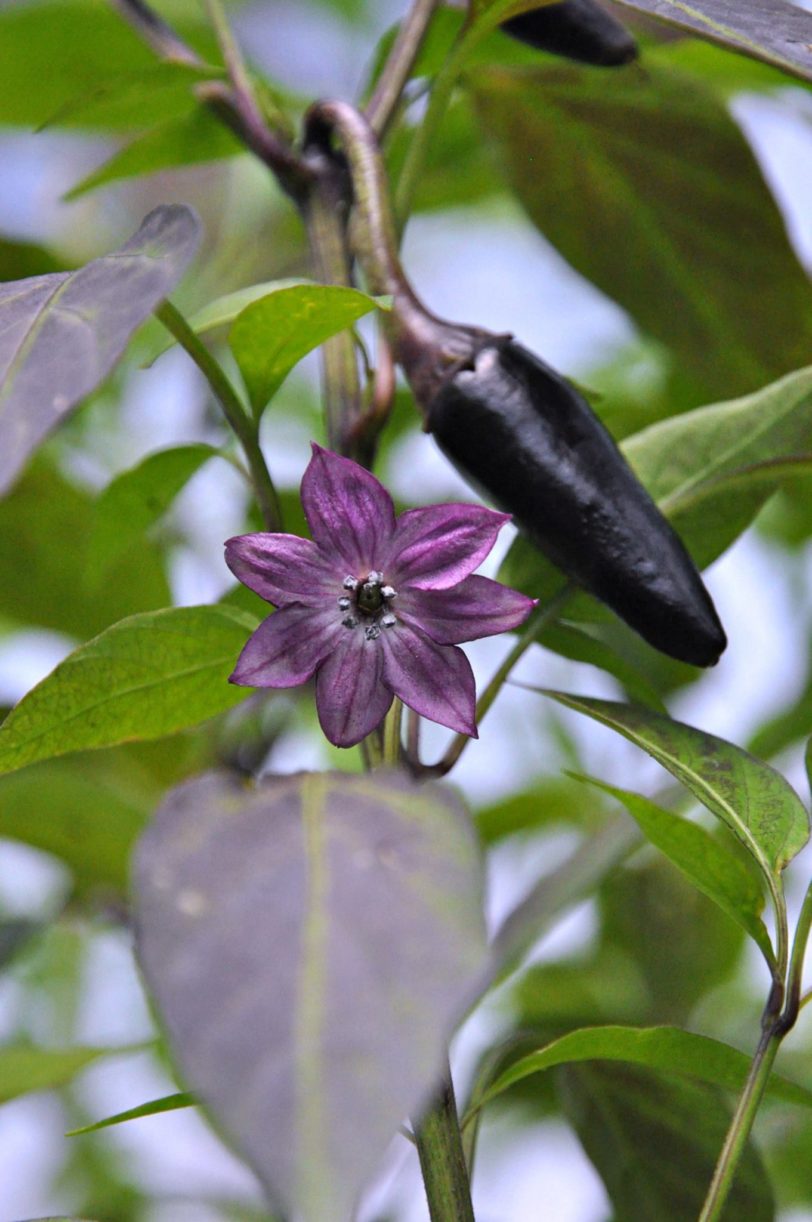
[472,64,812,401]
[541,692,810,875]
[143,278,310,366]
[0,461,169,637]
[64,108,242,201]
[134,769,486,1221]
[476,1024,812,1111]
[0,1044,142,1104]
[228,284,387,415]
[68,1092,195,1136]
[86,444,220,585]
[612,0,812,84]
[626,367,812,569]
[560,1063,774,1221]
[573,775,774,966]
[0,205,201,496]
[0,606,257,778]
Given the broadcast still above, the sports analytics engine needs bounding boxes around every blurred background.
[1,1,812,1218]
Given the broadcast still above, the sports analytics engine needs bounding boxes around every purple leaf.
[0,204,201,496]
[134,769,487,1222]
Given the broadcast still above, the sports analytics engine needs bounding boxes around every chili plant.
[1,1,812,1220]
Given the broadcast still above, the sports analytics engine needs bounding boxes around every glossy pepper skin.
[421,337,726,667]
[501,0,638,67]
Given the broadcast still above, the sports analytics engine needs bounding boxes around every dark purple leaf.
[134,769,486,1221]
[0,204,201,496]
[613,0,812,84]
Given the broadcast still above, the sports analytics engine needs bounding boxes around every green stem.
[302,162,364,454]
[700,879,812,1221]
[421,586,573,777]
[415,1066,476,1222]
[382,699,404,766]
[156,300,283,531]
[394,11,494,225]
[782,878,812,1030]
[365,0,440,140]
[698,1024,782,1222]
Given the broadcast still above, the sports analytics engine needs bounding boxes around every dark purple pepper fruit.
[420,336,726,667]
[502,0,638,68]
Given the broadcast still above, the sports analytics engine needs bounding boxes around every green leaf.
[0,205,201,496]
[0,1,171,130]
[0,919,42,970]
[143,278,310,366]
[64,107,243,201]
[560,1063,774,1221]
[574,775,774,965]
[471,63,812,402]
[86,444,220,586]
[541,692,810,875]
[476,1024,812,1110]
[135,769,487,1222]
[40,62,219,132]
[612,0,812,84]
[0,606,257,778]
[228,284,387,416]
[67,1092,195,1136]
[537,621,667,710]
[0,755,147,893]
[0,1044,140,1104]
[625,366,812,570]
[0,461,170,638]
[600,854,746,1020]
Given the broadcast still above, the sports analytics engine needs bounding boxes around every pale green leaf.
[68,1092,195,1136]
[476,1024,812,1110]
[0,606,257,778]
[228,284,387,416]
[572,775,774,965]
[86,444,220,585]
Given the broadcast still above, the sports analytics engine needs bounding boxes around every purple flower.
[225,445,535,748]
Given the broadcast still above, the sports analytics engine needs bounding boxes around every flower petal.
[225,533,335,607]
[381,623,477,737]
[315,631,393,748]
[397,575,536,644]
[301,444,396,572]
[230,605,339,687]
[385,504,510,590]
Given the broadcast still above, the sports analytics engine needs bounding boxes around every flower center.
[337,572,398,639]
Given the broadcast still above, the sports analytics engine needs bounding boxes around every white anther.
[365,624,381,640]
[366,570,383,584]
[381,585,396,601]
[382,613,396,628]
[342,615,358,629]
[338,596,351,611]
[343,576,359,590]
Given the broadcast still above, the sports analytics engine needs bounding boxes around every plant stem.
[301,154,365,455]
[418,586,573,777]
[382,699,404,766]
[365,0,440,139]
[698,1023,782,1222]
[782,878,812,1030]
[700,879,812,1222]
[110,0,199,63]
[415,1066,476,1222]
[156,301,283,531]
